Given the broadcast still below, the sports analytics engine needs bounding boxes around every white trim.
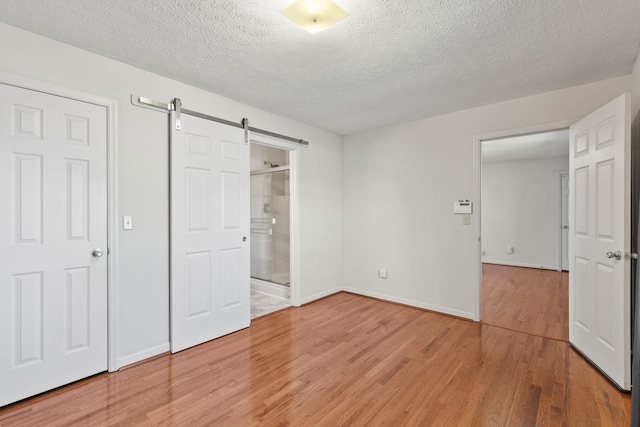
[250,134,303,307]
[107,101,119,372]
[481,260,558,271]
[472,120,575,322]
[343,287,475,320]
[301,287,342,305]
[558,171,569,272]
[0,71,114,109]
[557,172,563,272]
[117,343,170,369]
[0,71,120,372]
[472,131,482,322]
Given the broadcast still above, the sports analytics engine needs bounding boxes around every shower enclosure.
[250,167,290,286]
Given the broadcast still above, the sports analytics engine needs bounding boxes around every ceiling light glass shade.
[280,0,349,34]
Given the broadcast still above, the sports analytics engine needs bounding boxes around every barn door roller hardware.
[132,95,309,146]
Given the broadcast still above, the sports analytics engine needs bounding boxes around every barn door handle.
[606,251,621,260]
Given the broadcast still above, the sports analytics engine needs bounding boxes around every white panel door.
[569,94,631,390]
[0,84,108,406]
[170,112,250,353]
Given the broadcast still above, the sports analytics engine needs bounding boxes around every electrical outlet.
[378,269,387,279]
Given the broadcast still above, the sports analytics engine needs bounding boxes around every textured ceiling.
[482,129,569,163]
[0,0,639,135]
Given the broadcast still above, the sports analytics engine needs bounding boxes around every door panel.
[66,267,90,351]
[14,153,43,243]
[569,93,631,390]
[170,113,250,353]
[596,160,615,239]
[573,257,590,331]
[574,167,589,235]
[67,159,90,240]
[223,172,242,229]
[14,272,44,365]
[222,248,242,307]
[0,83,108,406]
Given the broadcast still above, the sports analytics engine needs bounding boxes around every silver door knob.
[92,248,104,258]
[606,251,621,260]
[562,225,569,229]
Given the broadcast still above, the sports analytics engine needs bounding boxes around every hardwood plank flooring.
[482,263,569,341]
[0,292,629,426]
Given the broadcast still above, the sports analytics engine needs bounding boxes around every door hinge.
[625,252,638,260]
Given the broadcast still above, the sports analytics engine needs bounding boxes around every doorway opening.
[250,142,293,318]
[474,97,632,390]
[478,127,570,340]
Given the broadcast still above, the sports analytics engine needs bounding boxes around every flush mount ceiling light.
[280,0,349,34]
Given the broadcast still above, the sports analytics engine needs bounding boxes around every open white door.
[569,94,631,390]
[0,84,108,406]
[170,112,250,353]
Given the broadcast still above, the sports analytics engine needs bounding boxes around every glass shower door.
[250,169,290,285]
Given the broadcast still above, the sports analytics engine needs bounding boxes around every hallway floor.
[482,263,568,341]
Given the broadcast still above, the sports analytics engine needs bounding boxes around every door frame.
[250,134,303,307]
[558,171,569,272]
[0,71,120,371]
[472,120,575,321]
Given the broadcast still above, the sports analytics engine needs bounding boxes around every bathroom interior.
[250,143,291,318]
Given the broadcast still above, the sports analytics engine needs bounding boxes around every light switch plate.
[123,216,133,230]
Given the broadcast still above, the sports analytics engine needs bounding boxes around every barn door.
[569,93,631,390]
[170,112,250,353]
[0,83,108,406]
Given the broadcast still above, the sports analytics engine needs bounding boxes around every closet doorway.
[250,143,292,318]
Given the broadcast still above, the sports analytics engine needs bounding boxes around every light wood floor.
[0,292,629,426]
[482,263,569,341]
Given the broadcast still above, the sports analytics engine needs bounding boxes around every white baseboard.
[482,259,558,271]
[299,287,342,306]
[117,343,170,369]
[251,278,290,299]
[343,287,475,320]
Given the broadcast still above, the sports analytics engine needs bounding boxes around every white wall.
[250,144,288,171]
[481,156,569,269]
[0,23,343,367]
[343,76,631,319]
